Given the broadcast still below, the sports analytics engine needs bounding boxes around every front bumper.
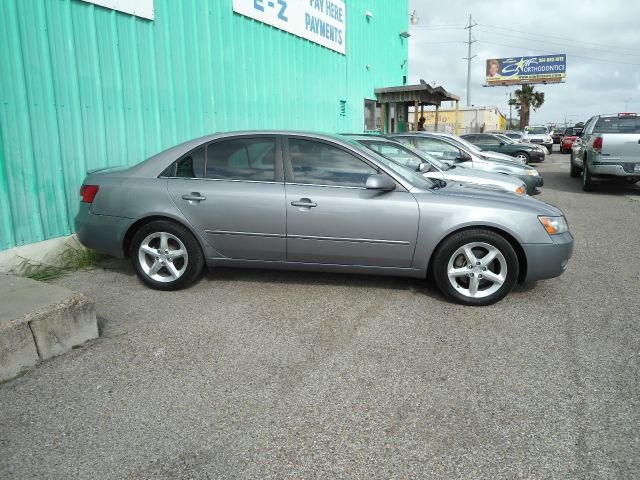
[521,232,574,283]
[529,150,546,162]
[518,174,544,195]
[75,204,135,258]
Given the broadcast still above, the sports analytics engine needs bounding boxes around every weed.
[13,247,106,281]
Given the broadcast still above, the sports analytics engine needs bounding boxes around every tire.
[432,229,519,306]
[569,155,580,177]
[547,145,553,154]
[514,151,530,164]
[581,159,597,191]
[560,147,566,154]
[130,220,205,290]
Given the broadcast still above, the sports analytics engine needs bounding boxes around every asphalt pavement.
[1,149,639,479]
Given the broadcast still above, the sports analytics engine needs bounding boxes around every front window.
[526,127,548,135]
[415,137,461,160]
[288,139,377,187]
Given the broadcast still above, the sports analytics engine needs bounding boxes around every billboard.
[486,54,566,85]
[233,0,346,55]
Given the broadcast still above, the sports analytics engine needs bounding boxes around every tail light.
[593,137,603,154]
[80,185,99,203]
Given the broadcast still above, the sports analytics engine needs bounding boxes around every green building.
[0,0,409,252]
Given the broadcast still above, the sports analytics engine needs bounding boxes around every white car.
[522,126,554,153]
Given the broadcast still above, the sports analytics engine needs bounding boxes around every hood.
[444,166,523,186]
[481,150,525,164]
[432,182,563,216]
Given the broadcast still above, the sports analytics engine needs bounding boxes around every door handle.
[182,192,206,202]
[291,198,317,208]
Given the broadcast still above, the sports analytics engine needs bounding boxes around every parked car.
[522,125,554,153]
[461,133,546,164]
[569,113,640,191]
[76,131,572,306]
[559,127,583,154]
[551,128,564,144]
[503,131,524,141]
[349,135,528,196]
[387,132,544,195]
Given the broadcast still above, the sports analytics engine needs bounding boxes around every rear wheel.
[569,155,580,177]
[130,220,204,290]
[581,160,597,191]
[432,229,519,306]
[514,151,530,164]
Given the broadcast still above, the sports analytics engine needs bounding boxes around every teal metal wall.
[0,0,408,250]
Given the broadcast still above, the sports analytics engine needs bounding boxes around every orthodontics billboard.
[486,54,566,85]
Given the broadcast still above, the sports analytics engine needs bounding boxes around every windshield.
[526,126,548,135]
[443,135,482,154]
[359,139,449,171]
[593,116,640,134]
[495,134,516,144]
[345,139,436,189]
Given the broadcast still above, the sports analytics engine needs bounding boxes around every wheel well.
[514,150,529,157]
[427,226,528,284]
[122,215,193,258]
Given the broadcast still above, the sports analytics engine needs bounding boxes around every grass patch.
[15,247,106,281]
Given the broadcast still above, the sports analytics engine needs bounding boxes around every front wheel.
[130,220,205,290]
[432,229,519,306]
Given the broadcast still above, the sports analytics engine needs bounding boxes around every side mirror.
[499,141,506,146]
[366,174,396,191]
[418,162,431,173]
[457,150,472,162]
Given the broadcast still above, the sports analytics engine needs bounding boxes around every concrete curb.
[0,275,98,382]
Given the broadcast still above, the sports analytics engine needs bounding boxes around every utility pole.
[463,14,477,106]
[509,91,513,129]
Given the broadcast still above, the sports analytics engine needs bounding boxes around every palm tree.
[508,85,545,130]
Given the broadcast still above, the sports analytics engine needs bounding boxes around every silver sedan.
[350,135,528,196]
[76,131,573,306]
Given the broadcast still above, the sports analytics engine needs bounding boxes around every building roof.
[374,84,460,106]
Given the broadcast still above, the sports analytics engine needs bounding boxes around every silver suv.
[570,113,640,191]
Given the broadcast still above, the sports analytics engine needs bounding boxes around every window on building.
[364,99,378,131]
[175,147,205,178]
[206,138,276,181]
[288,139,376,187]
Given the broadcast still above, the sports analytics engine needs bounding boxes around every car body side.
[76,131,570,284]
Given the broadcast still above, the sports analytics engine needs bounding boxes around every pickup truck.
[570,113,640,191]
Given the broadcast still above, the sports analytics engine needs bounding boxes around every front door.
[283,137,419,268]
[167,136,286,261]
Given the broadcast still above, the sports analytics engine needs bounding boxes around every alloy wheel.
[137,231,189,282]
[446,242,507,299]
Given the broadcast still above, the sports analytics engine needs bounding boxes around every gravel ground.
[1,151,639,479]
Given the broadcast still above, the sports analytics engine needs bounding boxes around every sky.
[407,0,640,127]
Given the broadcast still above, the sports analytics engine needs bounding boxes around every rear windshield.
[526,127,548,134]
[593,116,640,134]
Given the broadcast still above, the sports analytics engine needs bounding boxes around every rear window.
[593,116,640,134]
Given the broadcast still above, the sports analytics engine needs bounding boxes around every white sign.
[81,0,154,20]
[233,0,346,55]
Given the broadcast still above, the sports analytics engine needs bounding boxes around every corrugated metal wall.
[0,0,408,250]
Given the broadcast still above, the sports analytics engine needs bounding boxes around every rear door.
[283,136,419,268]
[166,135,286,261]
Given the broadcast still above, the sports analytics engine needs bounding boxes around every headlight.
[538,216,569,235]
[515,185,526,196]
[545,136,552,142]
[526,169,540,176]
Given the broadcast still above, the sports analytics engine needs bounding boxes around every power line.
[410,41,465,46]
[475,28,640,58]
[478,40,640,66]
[477,22,640,53]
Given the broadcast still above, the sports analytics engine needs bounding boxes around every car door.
[283,136,419,268]
[166,135,286,261]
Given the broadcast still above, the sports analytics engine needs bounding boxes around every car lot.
[1,150,639,478]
